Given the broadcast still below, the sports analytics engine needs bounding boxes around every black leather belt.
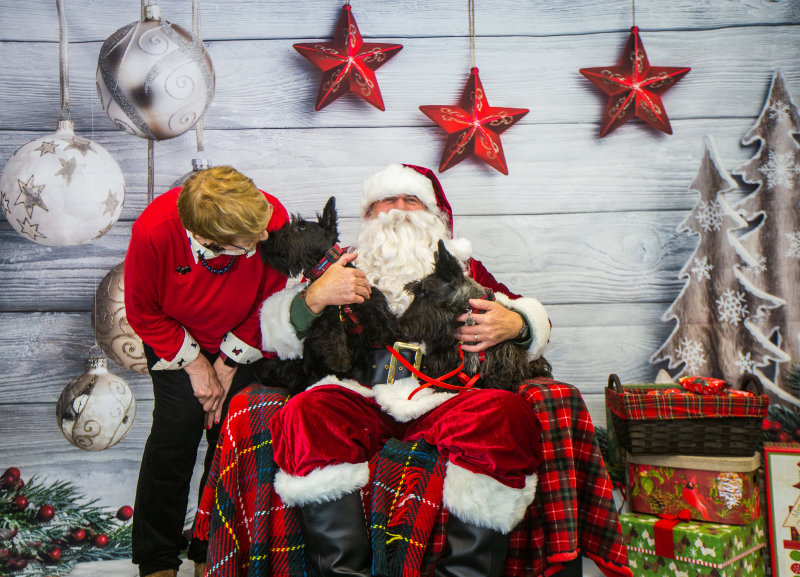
[351,342,423,386]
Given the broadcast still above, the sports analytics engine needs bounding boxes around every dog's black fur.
[257,197,399,394]
[399,239,551,391]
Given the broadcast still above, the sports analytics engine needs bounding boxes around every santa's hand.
[303,253,371,314]
[184,355,225,429]
[455,299,524,352]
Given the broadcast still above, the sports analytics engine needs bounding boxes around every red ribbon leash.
[385,344,479,399]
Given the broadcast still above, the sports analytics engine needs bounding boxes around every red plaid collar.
[304,243,343,282]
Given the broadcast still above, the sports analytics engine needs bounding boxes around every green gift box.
[620,512,766,577]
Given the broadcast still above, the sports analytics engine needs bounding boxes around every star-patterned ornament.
[419,67,529,174]
[34,141,57,156]
[293,4,402,111]
[579,26,690,137]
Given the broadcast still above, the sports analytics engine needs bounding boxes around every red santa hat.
[362,163,453,232]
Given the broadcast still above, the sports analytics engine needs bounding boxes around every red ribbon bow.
[654,509,692,558]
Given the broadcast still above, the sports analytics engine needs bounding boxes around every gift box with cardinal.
[620,512,766,577]
[626,452,761,525]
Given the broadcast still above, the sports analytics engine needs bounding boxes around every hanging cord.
[56,0,69,116]
[468,0,476,68]
[631,0,636,27]
[192,0,205,154]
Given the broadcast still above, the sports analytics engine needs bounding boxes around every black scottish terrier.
[399,239,551,391]
[257,196,399,394]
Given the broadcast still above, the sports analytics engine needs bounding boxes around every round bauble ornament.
[56,354,136,451]
[169,157,210,189]
[96,3,215,140]
[0,120,125,246]
[91,262,147,373]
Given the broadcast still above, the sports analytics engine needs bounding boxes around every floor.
[69,558,604,576]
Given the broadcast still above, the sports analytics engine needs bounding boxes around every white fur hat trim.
[362,163,438,217]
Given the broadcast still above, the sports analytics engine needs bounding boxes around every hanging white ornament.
[56,351,136,451]
[92,262,148,374]
[96,1,215,140]
[0,119,125,246]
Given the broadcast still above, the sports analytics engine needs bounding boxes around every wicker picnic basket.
[605,373,769,456]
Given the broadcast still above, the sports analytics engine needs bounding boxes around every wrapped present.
[620,512,765,577]
[626,453,761,525]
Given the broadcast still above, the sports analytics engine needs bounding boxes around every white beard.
[354,209,472,315]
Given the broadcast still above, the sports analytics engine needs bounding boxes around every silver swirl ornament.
[57,354,136,451]
[91,262,148,374]
[96,3,215,140]
[0,119,125,246]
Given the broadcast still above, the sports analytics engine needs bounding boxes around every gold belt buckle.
[387,341,422,384]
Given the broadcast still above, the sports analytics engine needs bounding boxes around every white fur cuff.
[260,286,304,359]
[442,462,537,534]
[273,462,371,507]
[495,293,551,360]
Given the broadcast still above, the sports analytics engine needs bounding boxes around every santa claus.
[259,163,551,577]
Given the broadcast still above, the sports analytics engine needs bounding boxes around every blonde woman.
[124,166,289,577]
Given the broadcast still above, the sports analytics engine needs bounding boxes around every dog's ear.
[434,239,463,282]
[319,196,339,237]
[404,278,422,295]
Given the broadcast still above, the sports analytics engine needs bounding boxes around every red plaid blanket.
[196,380,631,577]
[605,386,769,421]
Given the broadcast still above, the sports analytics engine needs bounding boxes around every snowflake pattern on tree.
[691,256,714,280]
[651,136,786,385]
[675,337,707,373]
[733,70,800,391]
[695,200,724,232]
[758,150,799,189]
[716,289,749,325]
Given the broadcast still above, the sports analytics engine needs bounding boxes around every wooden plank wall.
[0,0,798,509]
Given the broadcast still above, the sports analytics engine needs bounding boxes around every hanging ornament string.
[631,0,636,27]
[142,0,155,204]
[56,0,69,116]
[192,0,205,155]
[468,0,476,68]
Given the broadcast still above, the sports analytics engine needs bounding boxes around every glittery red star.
[579,26,690,137]
[419,67,529,174]
[293,4,402,111]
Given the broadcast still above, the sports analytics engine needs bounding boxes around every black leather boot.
[298,491,372,577]
[434,514,510,577]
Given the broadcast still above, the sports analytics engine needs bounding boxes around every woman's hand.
[184,355,225,429]
[212,357,238,426]
[303,253,372,314]
[455,299,524,352]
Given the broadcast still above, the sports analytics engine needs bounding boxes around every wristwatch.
[221,353,239,368]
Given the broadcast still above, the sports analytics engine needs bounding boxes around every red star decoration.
[579,26,690,137]
[419,67,529,174]
[293,4,402,111]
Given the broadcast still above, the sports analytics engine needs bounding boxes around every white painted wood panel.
[0,120,770,221]
[1,28,798,132]
[1,0,797,42]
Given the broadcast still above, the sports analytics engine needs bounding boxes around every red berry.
[37,504,55,522]
[1,468,20,483]
[13,495,28,510]
[763,418,772,431]
[772,420,784,432]
[778,431,793,442]
[93,534,109,547]
[70,528,86,543]
[7,556,27,570]
[45,547,61,562]
[15,478,24,489]
[116,505,133,521]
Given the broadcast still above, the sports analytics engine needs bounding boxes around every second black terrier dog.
[399,239,551,392]
[257,196,399,394]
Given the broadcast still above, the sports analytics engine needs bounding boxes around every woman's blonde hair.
[177,166,271,246]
